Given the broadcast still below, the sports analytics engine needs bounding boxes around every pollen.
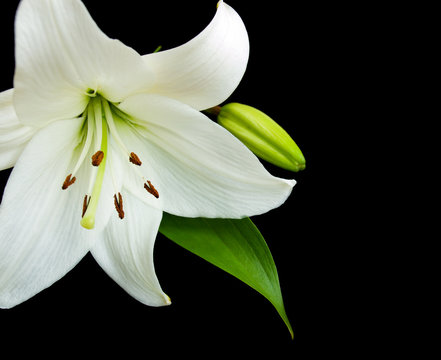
[91,151,104,166]
[82,195,90,218]
[129,152,142,166]
[113,193,125,219]
[62,174,76,190]
[144,180,159,199]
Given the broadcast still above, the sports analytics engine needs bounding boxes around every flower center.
[62,95,159,230]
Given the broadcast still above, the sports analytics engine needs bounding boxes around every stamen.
[107,147,119,198]
[62,109,93,189]
[129,152,142,166]
[82,195,90,218]
[113,193,125,219]
[144,180,159,198]
[92,150,104,166]
[102,101,138,166]
[62,174,76,190]
[71,110,95,178]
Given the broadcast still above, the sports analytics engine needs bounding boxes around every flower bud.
[217,103,305,172]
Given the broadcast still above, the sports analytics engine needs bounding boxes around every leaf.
[158,213,293,338]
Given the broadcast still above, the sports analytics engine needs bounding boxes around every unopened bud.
[217,103,305,172]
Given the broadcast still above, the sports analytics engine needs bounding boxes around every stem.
[203,105,222,118]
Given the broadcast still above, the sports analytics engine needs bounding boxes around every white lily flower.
[0,0,295,308]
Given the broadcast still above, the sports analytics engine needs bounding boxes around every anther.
[144,180,159,198]
[113,193,125,219]
[62,174,76,190]
[129,152,142,166]
[92,151,104,166]
[82,195,90,218]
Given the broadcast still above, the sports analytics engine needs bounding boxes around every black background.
[0,0,350,357]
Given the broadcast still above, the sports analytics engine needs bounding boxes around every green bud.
[217,103,306,172]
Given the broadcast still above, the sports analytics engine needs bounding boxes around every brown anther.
[92,151,104,166]
[113,193,125,219]
[62,174,76,190]
[144,180,159,199]
[82,195,89,218]
[129,152,142,166]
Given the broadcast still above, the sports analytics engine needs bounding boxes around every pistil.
[80,97,108,230]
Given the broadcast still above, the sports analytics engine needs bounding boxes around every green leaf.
[159,213,293,339]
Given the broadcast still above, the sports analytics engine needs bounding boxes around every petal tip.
[149,292,172,307]
[0,293,20,309]
[164,294,172,305]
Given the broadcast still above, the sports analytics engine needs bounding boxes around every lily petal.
[0,119,99,308]
[13,0,154,127]
[105,130,164,212]
[117,94,295,219]
[91,192,170,307]
[143,1,249,110]
[0,89,35,170]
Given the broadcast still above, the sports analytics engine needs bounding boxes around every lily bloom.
[0,0,295,308]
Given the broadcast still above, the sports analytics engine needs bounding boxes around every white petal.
[91,192,170,307]
[143,1,249,110]
[0,89,19,130]
[117,94,295,219]
[103,123,164,212]
[0,119,99,308]
[0,89,35,170]
[13,0,154,127]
